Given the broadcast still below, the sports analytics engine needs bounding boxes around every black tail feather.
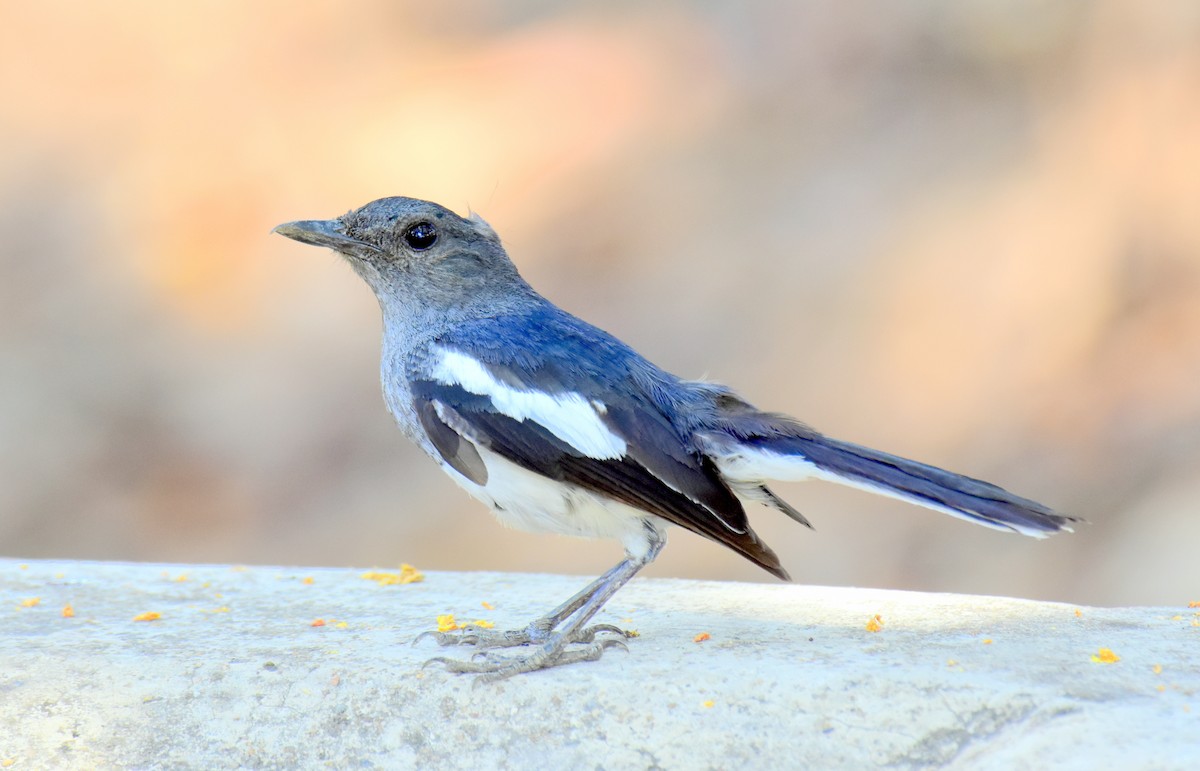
[760,435,1079,536]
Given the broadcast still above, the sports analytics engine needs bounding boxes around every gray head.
[274,196,535,321]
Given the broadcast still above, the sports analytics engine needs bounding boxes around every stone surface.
[2,558,1197,769]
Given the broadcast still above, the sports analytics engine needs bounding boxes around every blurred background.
[2,0,1197,607]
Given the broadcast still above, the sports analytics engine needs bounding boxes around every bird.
[274,196,1077,681]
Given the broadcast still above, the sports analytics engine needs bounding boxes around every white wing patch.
[430,347,627,460]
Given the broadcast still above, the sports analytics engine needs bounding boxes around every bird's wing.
[408,331,787,580]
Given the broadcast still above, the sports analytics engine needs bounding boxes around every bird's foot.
[424,636,629,683]
[415,619,626,651]
[414,550,655,681]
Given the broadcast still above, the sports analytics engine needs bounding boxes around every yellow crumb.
[437,614,458,632]
[1,758,14,767]
[470,619,495,629]
[311,618,326,627]
[335,621,348,629]
[1188,601,1199,608]
[627,630,640,638]
[1074,609,1082,618]
[947,659,958,667]
[62,604,74,618]
[1090,647,1120,664]
[302,576,314,585]
[693,632,711,643]
[19,597,40,608]
[1157,684,1167,693]
[202,607,230,614]
[18,564,28,570]
[173,574,188,582]
[982,638,993,645]
[701,700,714,709]
[1153,664,1163,675]
[481,601,495,610]
[1171,615,1183,621]
[865,614,883,633]
[361,564,424,586]
[133,612,161,622]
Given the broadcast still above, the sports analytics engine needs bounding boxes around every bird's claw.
[412,630,446,647]
[420,622,632,681]
[415,618,627,652]
[428,637,630,682]
[585,623,628,638]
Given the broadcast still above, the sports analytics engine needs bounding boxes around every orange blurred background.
[2,1,1197,606]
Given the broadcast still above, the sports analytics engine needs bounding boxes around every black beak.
[273,219,379,253]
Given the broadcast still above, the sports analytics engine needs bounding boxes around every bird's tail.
[707,430,1078,537]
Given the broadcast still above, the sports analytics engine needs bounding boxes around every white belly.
[438,444,662,559]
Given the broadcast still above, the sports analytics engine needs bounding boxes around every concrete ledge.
[2,558,1196,768]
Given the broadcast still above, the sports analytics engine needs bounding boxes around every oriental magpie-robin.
[274,196,1076,680]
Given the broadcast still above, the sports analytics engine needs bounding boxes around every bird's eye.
[404,222,438,251]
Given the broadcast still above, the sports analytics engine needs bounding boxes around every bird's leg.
[417,557,631,650]
[428,557,644,677]
[426,527,665,680]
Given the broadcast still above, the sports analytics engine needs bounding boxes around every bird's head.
[274,196,529,316]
